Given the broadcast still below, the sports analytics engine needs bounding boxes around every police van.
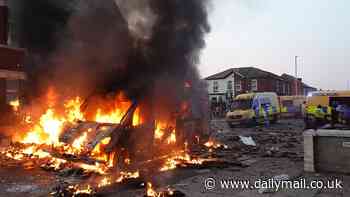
[226,92,280,127]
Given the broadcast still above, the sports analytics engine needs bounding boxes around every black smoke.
[11,0,75,98]
[12,0,74,55]
[13,0,210,118]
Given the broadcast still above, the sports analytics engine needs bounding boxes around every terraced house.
[205,67,316,103]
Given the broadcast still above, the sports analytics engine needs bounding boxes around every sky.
[200,0,350,90]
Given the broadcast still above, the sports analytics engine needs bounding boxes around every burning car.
[2,0,211,194]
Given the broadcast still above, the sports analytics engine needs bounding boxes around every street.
[0,118,347,197]
[1,1,349,197]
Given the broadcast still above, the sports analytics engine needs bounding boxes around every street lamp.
[295,56,298,78]
[294,56,299,95]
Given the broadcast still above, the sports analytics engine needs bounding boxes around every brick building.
[231,67,291,96]
[280,73,303,96]
[0,0,26,110]
[205,67,316,103]
[205,67,291,102]
[281,73,317,96]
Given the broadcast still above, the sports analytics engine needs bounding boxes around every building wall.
[283,81,292,96]
[0,0,8,45]
[257,78,272,92]
[206,72,235,102]
[303,87,317,96]
[0,0,27,125]
[206,69,313,101]
[208,75,296,98]
[0,0,27,111]
[290,79,303,96]
[0,46,25,70]
[0,70,26,106]
[234,73,245,96]
[238,77,290,96]
[0,78,6,108]
[207,75,286,99]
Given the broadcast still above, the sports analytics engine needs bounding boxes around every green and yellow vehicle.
[304,91,350,128]
[226,92,280,127]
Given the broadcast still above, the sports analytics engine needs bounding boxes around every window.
[282,100,293,107]
[276,81,281,92]
[6,79,20,103]
[235,80,242,91]
[6,79,19,93]
[251,79,258,91]
[227,81,233,91]
[213,81,219,92]
[233,99,252,110]
[286,85,290,95]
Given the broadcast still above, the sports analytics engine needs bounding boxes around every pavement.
[0,118,349,197]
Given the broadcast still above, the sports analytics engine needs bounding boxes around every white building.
[205,69,237,103]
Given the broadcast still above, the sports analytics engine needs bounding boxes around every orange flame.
[146,182,160,197]
[166,129,176,145]
[9,99,20,112]
[155,122,166,139]
[72,132,88,151]
[73,185,93,195]
[8,88,199,178]
[21,108,65,145]
[14,89,145,174]
[64,97,85,122]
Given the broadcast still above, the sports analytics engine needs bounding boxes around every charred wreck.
[6,0,211,178]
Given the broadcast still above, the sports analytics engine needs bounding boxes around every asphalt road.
[0,119,348,197]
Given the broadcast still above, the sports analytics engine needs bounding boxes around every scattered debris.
[237,156,258,167]
[258,174,290,194]
[239,136,257,146]
[6,184,38,193]
[144,183,185,197]
[0,119,306,196]
[51,182,96,197]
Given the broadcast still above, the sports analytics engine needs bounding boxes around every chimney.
[0,0,8,45]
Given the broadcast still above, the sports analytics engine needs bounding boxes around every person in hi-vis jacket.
[263,103,270,127]
[252,98,260,124]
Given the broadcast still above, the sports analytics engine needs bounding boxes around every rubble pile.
[51,182,97,197]
[205,120,304,167]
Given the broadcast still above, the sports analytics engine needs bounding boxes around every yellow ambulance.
[226,92,280,127]
[305,90,350,128]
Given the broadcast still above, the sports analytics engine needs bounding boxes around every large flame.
[16,89,144,174]
[64,97,85,122]
[3,88,201,191]
[20,90,141,148]
[155,122,167,139]
[22,108,65,145]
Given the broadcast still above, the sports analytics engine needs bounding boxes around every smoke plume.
[13,0,210,118]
